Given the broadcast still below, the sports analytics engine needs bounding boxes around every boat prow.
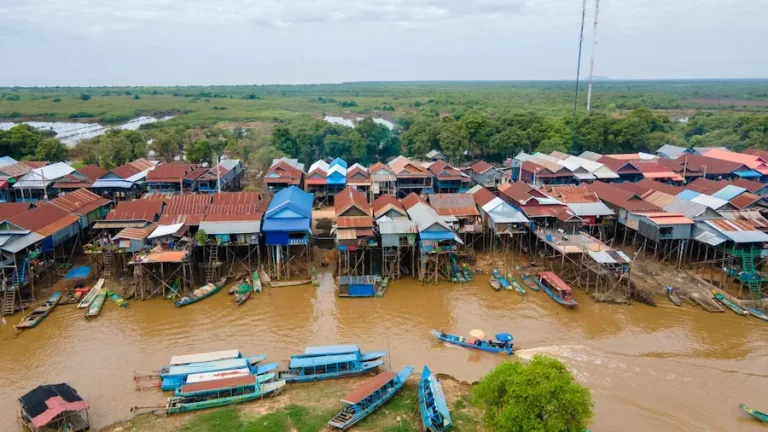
[739,403,768,423]
[419,366,452,432]
[360,350,387,362]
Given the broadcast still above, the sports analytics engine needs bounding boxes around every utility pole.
[586,0,601,115]
[573,0,588,117]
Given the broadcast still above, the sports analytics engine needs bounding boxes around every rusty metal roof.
[470,161,494,174]
[112,225,156,241]
[129,158,156,171]
[76,164,108,180]
[146,163,197,183]
[730,192,762,209]
[110,164,141,179]
[337,216,373,228]
[372,194,404,216]
[8,203,70,233]
[0,202,31,220]
[212,191,262,205]
[401,192,426,210]
[50,189,110,215]
[541,185,599,203]
[334,186,370,216]
[342,371,397,404]
[732,178,767,193]
[470,186,496,206]
[0,161,34,178]
[106,199,163,221]
[163,194,211,215]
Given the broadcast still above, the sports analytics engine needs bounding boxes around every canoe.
[418,366,452,432]
[739,403,768,424]
[462,264,473,281]
[166,377,285,415]
[712,291,747,316]
[328,366,413,430]
[175,277,227,307]
[520,274,539,291]
[14,292,61,330]
[234,288,251,306]
[492,269,510,290]
[269,279,312,287]
[252,270,262,293]
[666,287,681,307]
[85,289,107,319]
[490,278,501,291]
[747,308,768,322]
[107,290,128,307]
[510,281,526,296]
[77,278,104,308]
[431,329,513,355]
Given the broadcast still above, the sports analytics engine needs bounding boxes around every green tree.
[401,112,440,157]
[460,112,495,157]
[151,131,184,163]
[80,94,91,101]
[438,119,469,160]
[34,138,69,162]
[185,139,213,164]
[271,126,297,156]
[474,356,593,432]
[0,124,44,160]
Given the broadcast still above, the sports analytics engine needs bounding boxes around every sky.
[1,0,766,86]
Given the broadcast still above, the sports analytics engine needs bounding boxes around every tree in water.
[473,356,593,432]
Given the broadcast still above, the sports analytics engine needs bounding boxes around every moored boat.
[169,349,242,366]
[712,291,747,316]
[175,277,227,307]
[14,292,61,330]
[234,278,252,305]
[269,279,312,287]
[510,280,526,295]
[418,366,452,432]
[537,272,578,308]
[492,269,510,289]
[184,362,278,386]
[85,289,107,319]
[520,274,539,291]
[293,344,387,361]
[666,287,681,307]
[328,366,413,430]
[462,264,473,281]
[252,270,262,293]
[160,355,267,391]
[431,329,514,355]
[77,278,104,308]
[739,403,768,424]
[106,290,128,307]
[747,308,768,323]
[490,278,501,291]
[166,375,286,414]
[278,345,386,383]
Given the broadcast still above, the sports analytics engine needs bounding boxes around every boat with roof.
[166,374,286,414]
[278,344,385,383]
[327,366,413,430]
[418,366,453,432]
[431,330,514,355]
[537,271,578,307]
[160,355,267,391]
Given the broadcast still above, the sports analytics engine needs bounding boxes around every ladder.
[103,252,113,277]
[205,243,219,283]
[740,249,763,303]
[1,287,15,316]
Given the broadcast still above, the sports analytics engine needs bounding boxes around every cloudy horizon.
[1,0,765,86]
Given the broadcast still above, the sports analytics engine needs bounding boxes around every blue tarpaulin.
[65,266,92,280]
[348,284,375,297]
[734,170,761,178]
[419,231,455,241]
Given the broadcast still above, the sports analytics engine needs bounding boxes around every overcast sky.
[1,0,765,86]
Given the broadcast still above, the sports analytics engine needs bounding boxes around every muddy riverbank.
[2,269,767,431]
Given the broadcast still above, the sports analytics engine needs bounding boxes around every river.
[0,116,174,147]
[1,272,766,431]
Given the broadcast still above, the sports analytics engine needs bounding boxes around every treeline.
[0,125,68,162]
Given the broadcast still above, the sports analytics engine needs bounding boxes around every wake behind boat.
[431,330,514,355]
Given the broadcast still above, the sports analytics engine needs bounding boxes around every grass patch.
[176,404,337,432]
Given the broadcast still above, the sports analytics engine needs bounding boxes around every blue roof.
[330,158,347,169]
[0,156,18,166]
[677,190,701,200]
[262,218,310,232]
[265,186,312,219]
[92,178,135,189]
[419,231,456,241]
[734,169,761,178]
[290,353,358,368]
[304,344,360,356]
[712,185,747,201]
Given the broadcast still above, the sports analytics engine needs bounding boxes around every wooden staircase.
[103,252,113,277]
[1,288,15,316]
[204,243,219,283]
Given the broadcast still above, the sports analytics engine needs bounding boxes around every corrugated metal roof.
[0,202,31,220]
[148,223,185,239]
[377,220,418,234]
[730,192,762,209]
[0,156,17,167]
[372,194,405,217]
[335,186,370,216]
[92,178,134,189]
[712,185,747,201]
[565,202,615,217]
[13,162,78,189]
[110,164,141,179]
[406,202,451,232]
[158,213,205,226]
[76,164,108,180]
[106,199,163,221]
[732,178,767,193]
[703,219,768,243]
[694,231,727,246]
[146,163,197,183]
[428,193,479,217]
[132,250,188,263]
[0,161,34,178]
[0,232,45,253]
[337,216,373,228]
[470,161,495,174]
[522,205,568,218]
[642,213,694,226]
[691,194,730,210]
[656,144,687,159]
[584,181,660,211]
[8,202,70,233]
[401,193,426,210]
[163,194,211,216]
[50,189,110,215]
[265,186,312,219]
[579,151,603,161]
[719,210,768,230]
[336,229,357,240]
[198,220,261,234]
[482,198,529,223]
[112,226,155,241]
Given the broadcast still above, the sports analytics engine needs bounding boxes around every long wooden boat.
[85,288,107,319]
[666,287,681,307]
[166,375,286,415]
[107,290,128,307]
[279,353,384,383]
[328,366,413,430]
[537,272,578,308]
[418,366,452,432]
[161,355,267,391]
[234,279,252,306]
[747,308,768,322]
[712,291,747,316]
[185,362,279,386]
[293,344,387,360]
[175,277,227,307]
[252,270,262,293]
[431,329,514,355]
[170,350,242,366]
[520,274,539,291]
[739,403,768,424]
[492,269,510,289]
[77,278,104,308]
[269,279,312,288]
[14,292,61,330]
[490,278,501,291]
[510,280,526,296]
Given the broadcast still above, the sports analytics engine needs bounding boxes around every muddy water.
[1,272,767,431]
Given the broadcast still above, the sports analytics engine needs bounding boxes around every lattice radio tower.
[586,0,601,115]
[572,0,588,117]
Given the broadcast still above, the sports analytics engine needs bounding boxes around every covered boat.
[279,353,384,383]
[19,384,90,432]
[431,329,514,355]
[175,277,227,307]
[160,355,266,391]
[166,375,286,414]
[418,366,452,432]
[15,292,61,330]
[328,366,413,430]
[537,271,578,307]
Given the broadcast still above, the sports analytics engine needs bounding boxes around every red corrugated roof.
[584,181,660,211]
[110,164,141,179]
[621,179,684,196]
[76,164,108,180]
[8,203,78,235]
[369,162,395,176]
[539,271,572,294]
[146,163,197,183]
[0,162,34,178]
[541,185,599,203]
[401,192,426,210]
[129,158,155,171]
[334,186,370,216]
[522,205,568,218]
[212,191,262,205]
[686,178,730,195]
[342,371,397,404]
[596,156,638,173]
[113,225,156,240]
[163,194,211,215]
[732,178,766,193]
[265,160,303,185]
[184,167,209,181]
[730,192,762,209]
[337,216,373,228]
[470,161,494,174]
[21,161,49,169]
[470,186,497,206]
[428,193,479,217]
[641,212,694,225]
[498,182,535,204]
[106,199,163,221]
[158,213,205,225]
[0,202,31,220]
[50,189,110,216]
[372,194,404,214]
[346,166,370,180]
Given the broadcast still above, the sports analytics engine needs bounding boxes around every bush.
[6,94,20,101]
[473,356,593,432]
[53,97,62,103]
[133,94,141,100]
[80,94,91,101]
[68,112,96,118]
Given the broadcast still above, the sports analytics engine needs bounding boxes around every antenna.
[573,0,588,117]
[586,0,601,115]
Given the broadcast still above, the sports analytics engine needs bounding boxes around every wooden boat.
[739,403,768,424]
[170,350,242,366]
[747,308,768,322]
[234,290,251,306]
[259,267,271,287]
[185,362,279,386]
[85,288,107,319]
[294,344,387,360]
[418,366,452,432]
[328,366,413,430]
[490,278,501,291]
[666,287,681,307]
[278,345,385,383]
[712,291,747,316]
[431,329,514,355]
[269,279,312,287]
[510,280,527,296]
[375,277,389,298]
[537,272,578,308]
[175,277,227,307]
[160,355,267,391]
[234,278,252,305]
[492,269,510,289]
[166,375,286,414]
[77,278,104,308]
[252,270,262,293]
[520,274,539,291]
[14,292,61,330]
[462,264,473,281]
[106,290,128,307]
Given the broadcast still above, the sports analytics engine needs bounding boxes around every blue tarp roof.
[712,185,747,201]
[64,266,92,280]
[304,344,360,356]
[290,353,358,368]
[92,178,135,189]
[677,190,701,200]
[262,218,310,232]
[734,170,761,178]
[419,231,456,241]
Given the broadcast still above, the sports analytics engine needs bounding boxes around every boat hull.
[747,308,768,322]
[713,292,747,315]
[85,291,107,319]
[535,279,578,307]
[328,367,413,430]
[431,330,513,355]
[520,275,539,291]
[15,292,61,330]
[175,278,226,307]
[280,359,383,383]
[418,366,452,432]
[740,403,768,423]
[166,380,285,414]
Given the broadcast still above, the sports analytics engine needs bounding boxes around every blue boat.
[171,362,279,393]
[292,344,387,362]
[431,329,514,355]
[748,308,768,323]
[537,272,578,308]
[492,269,510,289]
[278,353,384,383]
[520,274,540,291]
[328,366,413,430]
[418,366,452,432]
[167,374,286,414]
[14,292,61,331]
[160,355,267,391]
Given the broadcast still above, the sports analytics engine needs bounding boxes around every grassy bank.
[101,375,482,432]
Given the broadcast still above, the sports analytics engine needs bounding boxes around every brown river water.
[1,272,767,431]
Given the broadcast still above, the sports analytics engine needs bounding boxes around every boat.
[175,277,227,307]
[537,272,578,308]
[712,290,747,316]
[14,292,61,330]
[77,278,104,308]
[252,270,262,293]
[747,308,768,322]
[510,280,526,295]
[259,268,271,287]
[328,366,413,430]
[311,265,319,286]
[269,279,312,287]
[106,290,128,307]
[739,403,768,424]
[666,287,681,307]
[431,329,514,355]
[520,274,539,291]
[418,366,452,432]
[492,269,510,290]
[167,278,181,300]
[490,278,501,291]
[185,362,279,386]
[375,277,389,297]
[278,345,386,383]
[160,355,267,391]
[169,350,242,366]
[462,264,473,281]
[166,375,286,414]
[85,288,107,319]
[233,278,252,306]
[294,344,387,360]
